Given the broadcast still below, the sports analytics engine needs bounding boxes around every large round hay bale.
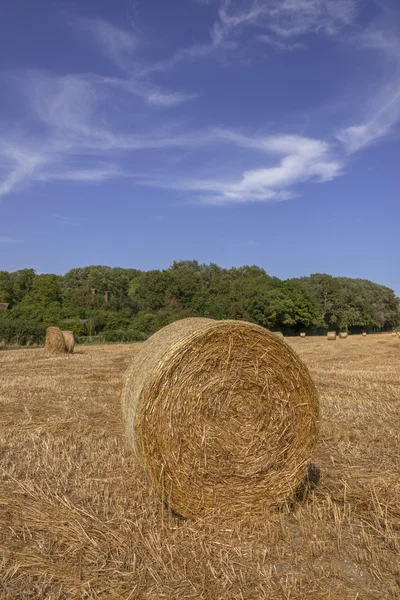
[339,332,348,339]
[300,332,306,338]
[62,330,75,354]
[122,318,319,518]
[45,327,67,356]
[327,332,337,341]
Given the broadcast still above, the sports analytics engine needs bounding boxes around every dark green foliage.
[1,262,398,345]
[77,330,148,344]
[0,321,47,345]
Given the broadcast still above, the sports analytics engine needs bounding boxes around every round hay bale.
[45,327,67,356]
[62,330,75,354]
[362,332,367,337]
[327,332,337,340]
[122,318,319,518]
[300,332,306,338]
[339,332,348,339]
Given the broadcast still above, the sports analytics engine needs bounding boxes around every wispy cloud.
[143,0,357,73]
[336,18,400,153]
[0,237,22,243]
[257,34,305,51]
[1,3,399,206]
[137,135,343,204]
[39,163,125,183]
[80,17,139,70]
[71,17,197,106]
[337,87,400,153]
[51,214,80,226]
[0,142,47,198]
[0,68,344,204]
[230,240,259,248]
[102,75,197,107]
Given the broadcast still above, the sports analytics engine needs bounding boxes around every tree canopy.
[0,263,398,345]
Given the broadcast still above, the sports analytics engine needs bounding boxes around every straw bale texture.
[44,327,67,356]
[339,332,348,339]
[327,332,337,341]
[122,318,319,518]
[62,330,75,353]
[300,332,306,338]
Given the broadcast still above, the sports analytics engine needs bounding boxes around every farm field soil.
[0,335,399,599]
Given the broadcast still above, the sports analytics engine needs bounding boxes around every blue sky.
[0,0,399,291]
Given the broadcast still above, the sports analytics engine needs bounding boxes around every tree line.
[0,261,399,345]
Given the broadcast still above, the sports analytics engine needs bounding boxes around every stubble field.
[0,334,399,599]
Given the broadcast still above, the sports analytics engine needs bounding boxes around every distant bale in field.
[122,317,319,519]
[392,332,397,337]
[339,332,348,339]
[327,332,337,341]
[362,332,367,337]
[300,332,306,338]
[45,327,67,356]
[62,330,75,354]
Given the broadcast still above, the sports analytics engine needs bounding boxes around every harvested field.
[0,334,399,599]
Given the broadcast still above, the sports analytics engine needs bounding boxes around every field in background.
[0,335,399,599]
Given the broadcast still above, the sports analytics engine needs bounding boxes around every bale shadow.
[294,463,321,502]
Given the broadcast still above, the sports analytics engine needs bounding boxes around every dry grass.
[123,318,319,519]
[1,334,399,599]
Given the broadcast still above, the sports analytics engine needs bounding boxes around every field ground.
[0,334,399,599]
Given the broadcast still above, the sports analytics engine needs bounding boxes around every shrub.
[77,329,148,344]
[0,321,47,346]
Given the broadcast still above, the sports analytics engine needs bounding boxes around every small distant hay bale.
[339,332,348,339]
[45,327,67,356]
[273,331,284,338]
[327,332,337,341]
[300,332,306,338]
[362,332,367,337]
[392,332,397,336]
[122,318,319,518]
[62,330,75,354]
